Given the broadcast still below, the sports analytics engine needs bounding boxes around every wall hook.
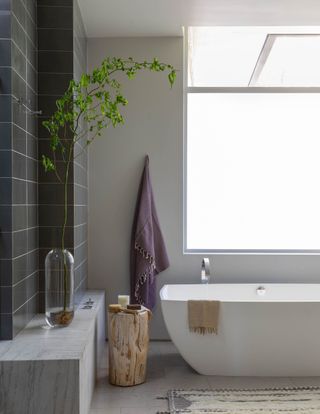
[12,95,42,115]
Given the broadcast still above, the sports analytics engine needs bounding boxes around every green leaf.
[168,70,176,87]
[42,155,55,172]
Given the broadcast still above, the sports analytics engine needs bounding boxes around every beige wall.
[88,37,320,339]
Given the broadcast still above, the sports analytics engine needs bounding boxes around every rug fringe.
[169,385,320,393]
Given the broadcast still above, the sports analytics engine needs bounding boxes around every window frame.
[183,27,320,255]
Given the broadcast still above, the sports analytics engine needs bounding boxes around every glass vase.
[45,248,74,327]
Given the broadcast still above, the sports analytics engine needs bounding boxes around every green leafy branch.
[42,57,177,253]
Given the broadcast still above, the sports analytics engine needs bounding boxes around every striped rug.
[164,387,320,413]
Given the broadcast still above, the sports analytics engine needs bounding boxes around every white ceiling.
[78,0,320,38]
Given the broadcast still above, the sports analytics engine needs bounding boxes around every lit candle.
[118,295,130,307]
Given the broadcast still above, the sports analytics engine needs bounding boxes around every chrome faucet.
[201,258,211,284]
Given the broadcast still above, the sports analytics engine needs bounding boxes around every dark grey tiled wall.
[0,0,38,340]
[37,0,87,310]
[73,0,88,304]
[0,0,87,340]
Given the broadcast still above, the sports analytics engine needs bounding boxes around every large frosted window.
[185,27,320,253]
[187,93,320,251]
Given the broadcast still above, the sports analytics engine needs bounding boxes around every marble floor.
[90,341,320,414]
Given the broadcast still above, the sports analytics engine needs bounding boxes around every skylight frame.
[249,33,320,87]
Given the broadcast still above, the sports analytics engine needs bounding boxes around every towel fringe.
[134,242,156,304]
[189,327,218,335]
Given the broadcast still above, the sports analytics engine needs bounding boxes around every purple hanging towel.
[130,155,170,310]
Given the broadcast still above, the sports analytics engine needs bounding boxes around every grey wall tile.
[12,253,27,284]
[26,36,37,69]
[0,123,11,150]
[0,178,11,205]
[12,229,28,257]
[12,272,38,313]
[0,67,11,95]
[26,249,38,279]
[38,50,73,73]
[12,299,28,336]
[0,285,12,312]
[39,226,73,249]
[0,206,11,232]
[11,15,26,55]
[12,178,26,204]
[24,0,36,24]
[37,5,73,29]
[11,0,27,30]
[0,232,12,259]
[12,124,26,154]
[38,183,74,205]
[12,205,27,231]
[26,134,37,159]
[0,150,11,177]
[38,249,49,271]
[0,96,12,122]
[12,278,28,312]
[12,42,26,80]
[0,1,11,11]
[13,292,38,336]
[0,39,11,66]
[26,157,37,182]
[38,28,73,51]
[26,271,38,300]
[27,227,38,251]
[39,205,73,227]
[12,151,27,180]
[26,12,36,47]
[27,288,38,315]
[27,205,37,228]
[38,73,71,95]
[74,223,87,246]
[0,11,11,39]
[0,259,12,286]
[27,181,37,204]
[12,70,26,105]
[37,95,60,118]
[74,205,87,225]
[12,100,26,131]
[27,62,37,92]
[0,314,12,340]
[37,0,72,6]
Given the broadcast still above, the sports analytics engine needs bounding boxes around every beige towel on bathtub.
[188,300,220,335]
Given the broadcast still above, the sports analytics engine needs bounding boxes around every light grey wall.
[88,36,320,339]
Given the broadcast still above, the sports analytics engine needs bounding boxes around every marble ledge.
[0,290,106,414]
[0,290,106,361]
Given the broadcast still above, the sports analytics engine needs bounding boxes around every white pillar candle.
[118,295,130,307]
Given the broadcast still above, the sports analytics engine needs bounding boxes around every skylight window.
[188,27,320,87]
[250,34,320,86]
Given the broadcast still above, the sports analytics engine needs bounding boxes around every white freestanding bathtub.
[160,283,320,376]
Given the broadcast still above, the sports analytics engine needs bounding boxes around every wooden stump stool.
[108,307,150,386]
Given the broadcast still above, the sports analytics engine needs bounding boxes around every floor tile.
[90,341,320,414]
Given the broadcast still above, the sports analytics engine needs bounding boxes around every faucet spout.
[201,258,211,284]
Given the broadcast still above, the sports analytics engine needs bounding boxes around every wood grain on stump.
[108,309,150,386]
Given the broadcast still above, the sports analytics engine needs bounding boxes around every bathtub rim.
[160,283,320,303]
